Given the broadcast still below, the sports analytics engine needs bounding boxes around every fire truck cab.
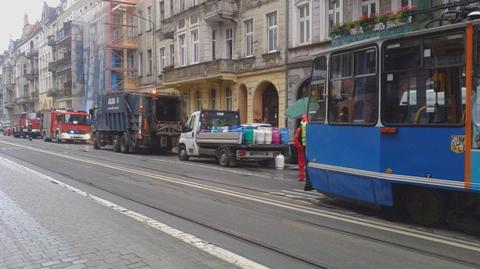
[42,109,92,143]
[12,112,41,138]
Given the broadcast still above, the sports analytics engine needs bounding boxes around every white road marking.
[1,139,480,253]
[0,155,268,269]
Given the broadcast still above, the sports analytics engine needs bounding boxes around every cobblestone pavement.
[0,156,240,269]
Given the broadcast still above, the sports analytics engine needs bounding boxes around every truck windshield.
[65,114,90,125]
[200,111,240,132]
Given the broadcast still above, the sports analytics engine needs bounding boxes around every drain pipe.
[284,0,289,130]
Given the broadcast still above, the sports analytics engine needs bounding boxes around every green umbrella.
[285,97,312,120]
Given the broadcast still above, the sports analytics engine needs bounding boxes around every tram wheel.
[405,188,446,226]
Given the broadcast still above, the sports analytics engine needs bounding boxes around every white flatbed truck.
[178,110,289,167]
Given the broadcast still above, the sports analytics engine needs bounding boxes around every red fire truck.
[12,112,42,138]
[41,109,92,143]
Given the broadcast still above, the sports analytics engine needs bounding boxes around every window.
[226,87,232,110]
[328,0,342,32]
[159,1,165,21]
[195,90,202,111]
[138,11,143,33]
[170,0,174,17]
[191,29,199,63]
[180,0,185,12]
[400,0,415,7]
[329,48,378,124]
[160,47,165,69]
[170,44,175,66]
[212,30,217,60]
[138,52,143,76]
[308,56,327,122]
[361,0,377,17]
[298,3,311,44]
[474,31,480,149]
[147,6,152,30]
[383,34,466,126]
[210,89,217,110]
[244,19,254,57]
[267,12,277,52]
[192,0,197,7]
[226,28,233,59]
[147,49,152,75]
[179,33,186,66]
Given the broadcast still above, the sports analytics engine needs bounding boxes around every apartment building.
[146,0,287,127]
[1,43,17,120]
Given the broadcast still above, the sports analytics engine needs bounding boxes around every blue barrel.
[280,128,289,144]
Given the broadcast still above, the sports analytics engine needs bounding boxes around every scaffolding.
[72,0,138,111]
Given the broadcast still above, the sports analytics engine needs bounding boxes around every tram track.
[1,139,480,265]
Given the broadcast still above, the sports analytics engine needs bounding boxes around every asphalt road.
[0,135,479,269]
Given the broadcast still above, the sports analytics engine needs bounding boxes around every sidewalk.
[0,156,240,269]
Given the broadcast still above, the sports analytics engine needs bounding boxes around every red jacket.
[294,127,303,149]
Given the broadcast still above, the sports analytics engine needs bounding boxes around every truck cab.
[179,111,201,157]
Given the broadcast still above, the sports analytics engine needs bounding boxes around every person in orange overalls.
[294,115,308,181]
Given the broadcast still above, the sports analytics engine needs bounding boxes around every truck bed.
[197,132,242,145]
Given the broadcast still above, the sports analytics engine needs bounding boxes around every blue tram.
[306,19,480,225]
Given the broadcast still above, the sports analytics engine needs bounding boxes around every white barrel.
[255,129,265,144]
[275,154,285,170]
[264,128,272,144]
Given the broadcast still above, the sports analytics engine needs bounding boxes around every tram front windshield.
[383,33,465,126]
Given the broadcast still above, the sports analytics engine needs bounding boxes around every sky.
[0,0,60,52]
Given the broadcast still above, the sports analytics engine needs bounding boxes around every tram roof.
[318,18,480,57]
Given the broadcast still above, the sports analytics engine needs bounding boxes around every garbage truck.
[178,110,289,167]
[91,91,184,153]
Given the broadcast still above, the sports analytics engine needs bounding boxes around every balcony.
[164,59,237,84]
[56,22,72,43]
[46,88,58,97]
[56,55,72,72]
[48,62,57,72]
[111,33,138,49]
[48,35,56,46]
[159,19,175,39]
[16,95,32,105]
[4,101,15,108]
[205,0,238,22]
[25,49,39,59]
[25,69,39,81]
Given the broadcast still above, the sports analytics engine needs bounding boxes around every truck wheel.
[43,132,49,142]
[93,133,101,150]
[113,135,121,152]
[178,145,189,161]
[218,149,230,167]
[120,133,129,154]
[405,188,446,226]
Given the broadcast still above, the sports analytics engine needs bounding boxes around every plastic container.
[275,153,285,170]
[280,128,289,145]
[255,129,265,144]
[264,128,272,144]
[272,128,281,144]
[243,127,254,144]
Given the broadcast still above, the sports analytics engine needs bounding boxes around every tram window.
[382,68,465,126]
[424,34,464,68]
[331,52,352,79]
[384,41,421,72]
[308,56,327,122]
[329,48,378,125]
